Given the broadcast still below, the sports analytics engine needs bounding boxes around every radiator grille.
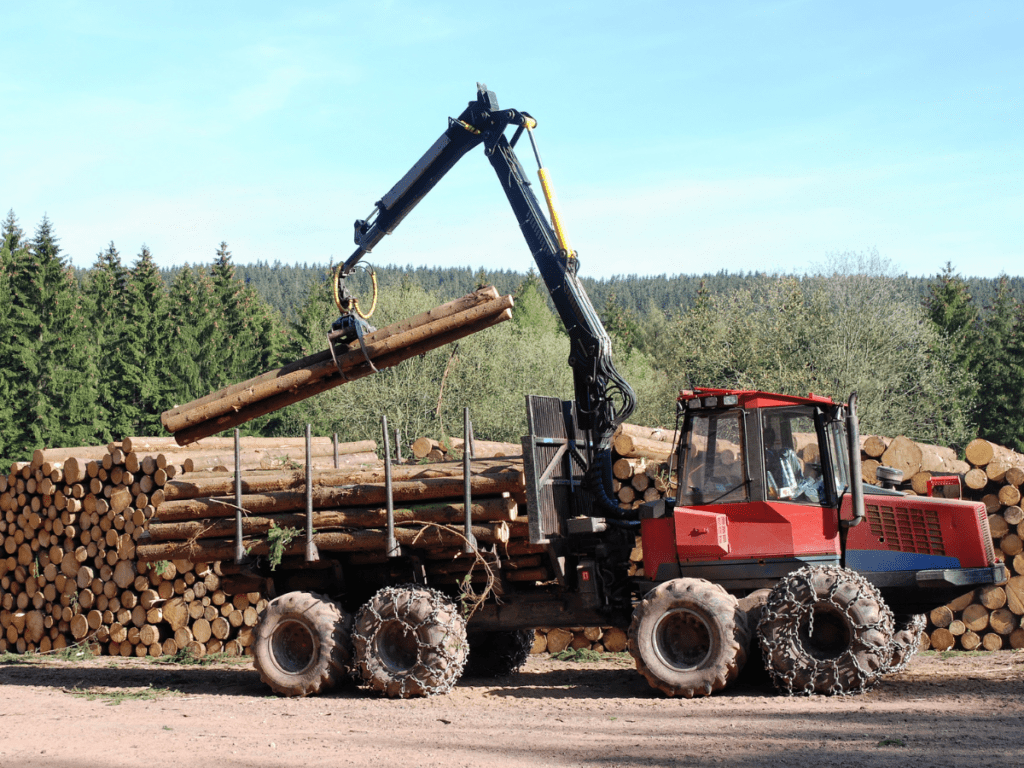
[978,505,998,565]
[866,503,945,556]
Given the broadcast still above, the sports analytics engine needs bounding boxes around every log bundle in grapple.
[160,287,513,445]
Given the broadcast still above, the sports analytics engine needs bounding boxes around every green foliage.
[551,647,603,662]
[658,252,974,447]
[65,685,180,706]
[263,523,301,570]
[1,208,1022,467]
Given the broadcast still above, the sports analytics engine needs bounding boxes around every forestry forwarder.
[247,85,1005,699]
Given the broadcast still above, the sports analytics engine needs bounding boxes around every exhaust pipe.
[844,392,865,529]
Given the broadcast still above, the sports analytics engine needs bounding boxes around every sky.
[3,1,1021,280]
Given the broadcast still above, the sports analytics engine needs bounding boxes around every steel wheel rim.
[271,619,316,674]
[652,607,713,671]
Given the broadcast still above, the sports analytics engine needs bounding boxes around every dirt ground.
[1,649,1022,768]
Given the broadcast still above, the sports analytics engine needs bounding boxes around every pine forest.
[2,208,1023,473]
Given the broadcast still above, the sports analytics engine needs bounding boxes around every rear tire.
[757,565,893,695]
[252,591,352,697]
[353,584,468,698]
[628,578,749,698]
[464,630,533,678]
[886,613,926,674]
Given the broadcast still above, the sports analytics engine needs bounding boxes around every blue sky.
[3,1,1020,279]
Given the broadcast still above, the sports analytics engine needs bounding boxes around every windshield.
[678,411,749,505]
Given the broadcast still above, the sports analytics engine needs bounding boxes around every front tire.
[353,584,468,698]
[252,591,352,697]
[464,630,533,678]
[628,578,749,698]
[757,565,894,695]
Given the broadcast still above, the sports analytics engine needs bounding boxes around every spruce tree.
[88,242,131,439]
[0,214,19,463]
[108,245,168,435]
[975,278,1024,449]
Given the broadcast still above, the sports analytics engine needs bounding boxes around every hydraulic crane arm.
[339,84,637,518]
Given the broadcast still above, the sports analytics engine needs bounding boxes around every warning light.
[581,570,591,581]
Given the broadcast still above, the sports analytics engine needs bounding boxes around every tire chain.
[352,584,468,698]
[884,613,926,675]
[756,565,894,696]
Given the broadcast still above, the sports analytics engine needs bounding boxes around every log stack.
[0,437,377,657]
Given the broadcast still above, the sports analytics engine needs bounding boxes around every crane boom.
[338,84,636,517]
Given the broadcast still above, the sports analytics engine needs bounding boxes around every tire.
[757,565,894,695]
[627,578,750,698]
[463,630,533,678]
[885,613,926,674]
[353,584,468,698]
[252,591,353,697]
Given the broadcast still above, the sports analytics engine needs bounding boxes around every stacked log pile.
[161,287,514,445]
[860,435,1024,651]
[0,437,380,656]
[135,458,536,577]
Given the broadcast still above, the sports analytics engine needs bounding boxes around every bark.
[171,308,513,445]
[162,293,513,435]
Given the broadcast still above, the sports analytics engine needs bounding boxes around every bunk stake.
[383,415,399,557]
[305,424,319,562]
[463,407,477,554]
[234,428,244,564]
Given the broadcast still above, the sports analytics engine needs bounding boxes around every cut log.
[989,608,1016,635]
[545,628,573,654]
[164,287,500,420]
[145,497,517,543]
[881,436,923,480]
[602,626,628,653]
[136,523,508,563]
[861,435,887,459]
[1004,506,1024,526]
[154,471,524,522]
[982,633,1004,651]
[964,468,989,491]
[933,606,954,630]
[965,439,995,467]
[959,630,981,650]
[160,458,521,501]
[611,433,673,462]
[1006,576,1024,615]
[616,423,675,443]
[163,292,514,441]
[929,627,955,651]
[961,603,990,633]
[1001,533,1023,557]
[977,585,1007,610]
[988,515,1010,539]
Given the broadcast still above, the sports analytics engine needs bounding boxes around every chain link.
[353,584,468,698]
[884,613,926,675]
[757,565,894,696]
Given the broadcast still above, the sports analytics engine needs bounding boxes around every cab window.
[678,411,748,505]
[762,406,825,505]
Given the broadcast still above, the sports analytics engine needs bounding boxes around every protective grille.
[866,503,945,556]
[978,504,998,565]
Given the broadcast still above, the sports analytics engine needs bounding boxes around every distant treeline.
[158,260,1024,325]
[4,207,1024,472]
